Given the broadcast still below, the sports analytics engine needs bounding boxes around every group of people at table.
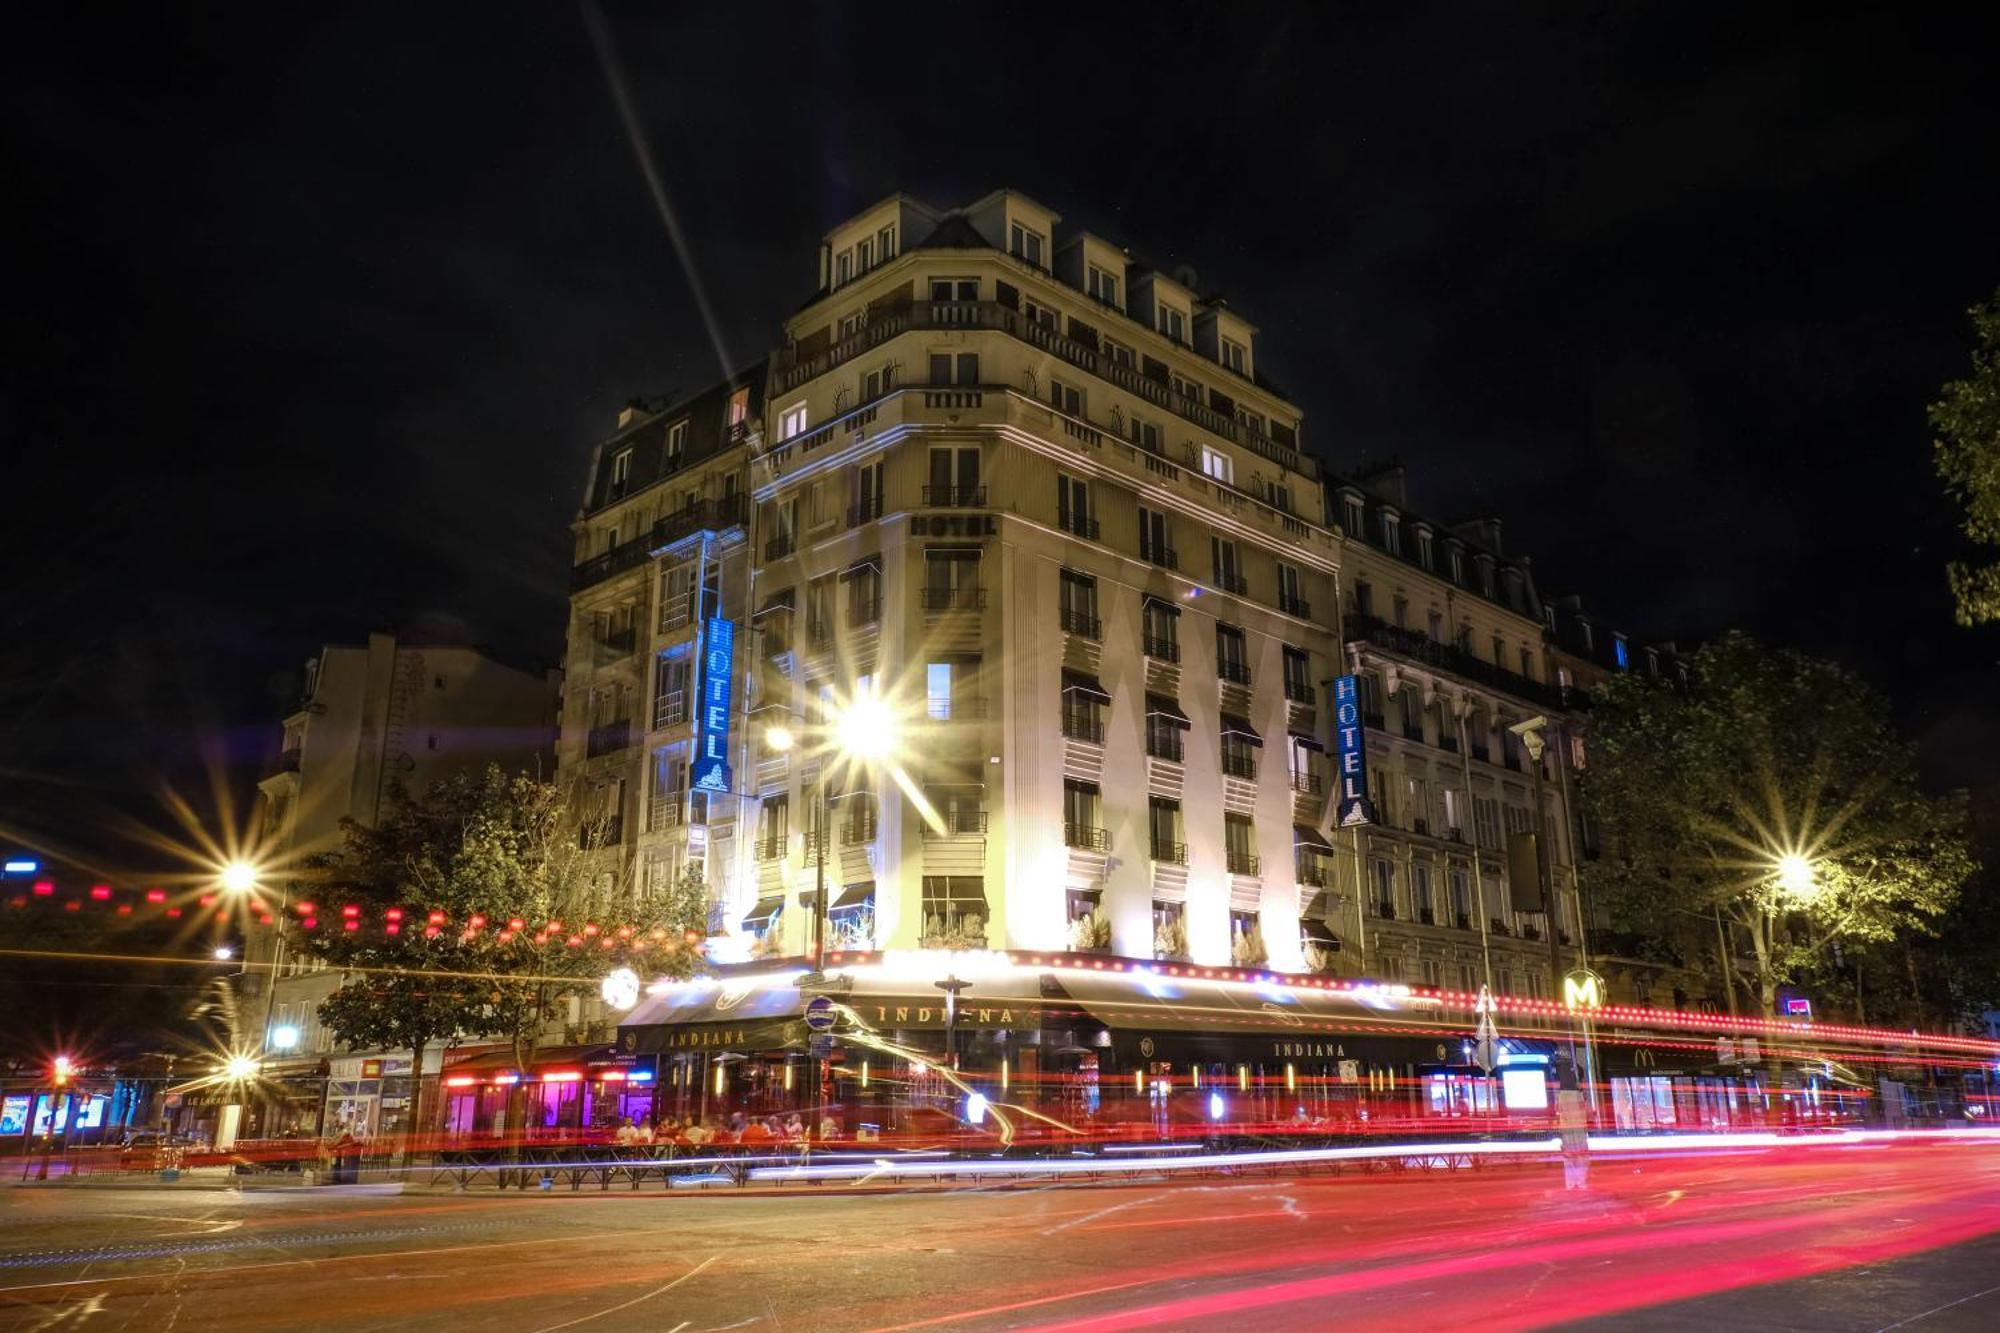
[608,1112,815,1149]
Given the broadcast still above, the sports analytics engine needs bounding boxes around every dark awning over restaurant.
[740,897,783,931]
[1062,670,1111,703]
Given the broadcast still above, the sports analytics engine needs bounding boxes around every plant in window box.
[1066,904,1111,952]
[749,930,784,959]
[831,907,875,951]
[1230,922,1267,967]
[920,911,987,952]
[1152,916,1188,961]
[1302,941,1340,974]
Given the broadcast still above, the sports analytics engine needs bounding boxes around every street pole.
[809,773,828,1136]
[1517,722,1582,1080]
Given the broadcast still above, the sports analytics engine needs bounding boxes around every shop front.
[323,1049,441,1140]
[436,1044,659,1141]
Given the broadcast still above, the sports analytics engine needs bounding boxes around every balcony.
[1059,510,1100,540]
[1217,659,1252,687]
[1146,732,1184,763]
[922,586,986,612]
[1220,750,1257,779]
[1059,606,1102,639]
[1291,771,1324,796]
[1283,680,1314,706]
[843,811,879,844]
[1143,634,1181,663]
[1141,543,1178,571]
[572,496,749,592]
[755,835,787,863]
[269,747,302,778]
[764,533,797,561]
[922,485,987,508]
[925,809,989,837]
[585,719,632,758]
[1061,711,1106,744]
[1279,595,1311,619]
[652,692,686,731]
[1212,570,1248,595]
[1226,849,1261,876]
[1151,838,1189,865]
[1297,859,1330,888]
[1344,613,1569,712]
[1064,823,1111,852]
[596,626,636,657]
[847,497,884,527]
[646,793,684,834]
[848,598,882,627]
[769,299,1317,480]
[579,816,623,850]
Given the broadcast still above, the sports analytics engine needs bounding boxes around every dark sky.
[5,4,1996,877]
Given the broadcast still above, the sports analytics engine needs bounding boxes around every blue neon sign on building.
[689,616,736,794]
[1332,673,1376,827]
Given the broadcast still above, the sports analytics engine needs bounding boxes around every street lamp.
[222,1053,260,1082]
[1776,853,1817,897]
[218,858,288,1061]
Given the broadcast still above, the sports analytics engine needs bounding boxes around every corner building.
[743,191,1342,971]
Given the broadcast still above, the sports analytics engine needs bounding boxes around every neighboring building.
[1329,466,1583,999]
[740,190,1342,969]
[248,632,556,1137]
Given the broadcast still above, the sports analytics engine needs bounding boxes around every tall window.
[1061,672,1107,743]
[1282,646,1312,704]
[921,877,988,945]
[1448,867,1472,926]
[928,352,979,387]
[926,662,955,720]
[1215,624,1250,685]
[1057,474,1095,538]
[1372,859,1396,916]
[1220,337,1247,374]
[1224,813,1257,875]
[1210,536,1244,593]
[1059,569,1100,638]
[1158,304,1186,343]
[610,447,632,496]
[1049,378,1084,417]
[1353,580,1373,617]
[845,563,882,626]
[757,795,789,859]
[1087,264,1120,307]
[1277,563,1306,615]
[1199,445,1233,485]
[1380,512,1401,556]
[653,655,690,729]
[851,458,883,525]
[658,560,694,632]
[1146,695,1188,762]
[1063,780,1105,848]
[1139,506,1174,567]
[1220,722,1259,780]
[1009,222,1045,267]
[1142,597,1180,661]
[779,403,808,441]
[927,445,981,507]
[1412,864,1435,923]
[1417,528,1434,570]
[1148,797,1184,863]
[923,548,982,610]
[877,224,897,261]
[806,576,834,644]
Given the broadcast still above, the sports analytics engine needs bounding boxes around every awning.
[1141,593,1181,616]
[841,554,882,578]
[1290,731,1325,752]
[619,978,808,1054]
[740,896,784,931]
[1301,894,1341,945]
[1062,670,1111,703]
[440,1044,616,1076]
[1295,824,1335,853]
[753,588,795,618]
[1145,693,1190,725]
[1221,714,1263,744]
[831,884,874,911]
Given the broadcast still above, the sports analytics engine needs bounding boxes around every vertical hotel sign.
[690,617,735,794]
[1332,674,1375,827]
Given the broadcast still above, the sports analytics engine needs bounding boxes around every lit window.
[1199,446,1233,486]
[1614,636,1630,670]
[779,404,808,440]
[927,662,954,720]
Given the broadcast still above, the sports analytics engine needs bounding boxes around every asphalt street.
[2,1140,1998,1331]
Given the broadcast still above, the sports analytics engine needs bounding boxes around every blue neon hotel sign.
[1333,673,1376,827]
[690,617,736,794]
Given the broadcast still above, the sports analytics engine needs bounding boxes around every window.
[1477,558,1497,599]
[1148,797,1185,863]
[1127,415,1161,454]
[1102,337,1134,368]
[1049,377,1084,417]
[927,351,980,387]
[1215,624,1250,685]
[1057,474,1095,538]
[1220,337,1247,375]
[1143,597,1180,661]
[861,362,896,401]
[1473,797,1501,850]
[1492,635,1506,666]
[1063,780,1105,849]
[806,576,834,645]
[877,224,896,261]
[1428,609,1445,643]
[1282,645,1312,704]
[921,876,988,944]
[1221,725,1258,780]
[1417,528,1434,570]
[1171,372,1204,403]
[1199,445,1233,486]
[1449,546,1465,585]
[653,655,690,729]
[1236,407,1265,438]
[1448,868,1472,926]
[1153,899,1187,959]
[1224,814,1257,875]
[1022,296,1059,330]
[1087,264,1120,307]
[1146,695,1188,762]
[927,445,981,506]
[1519,647,1535,680]
[1158,304,1186,343]
[923,548,983,611]
[1412,864,1436,924]
[1009,222,1045,268]
[1353,580,1373,618]
[929,277,979,302]
[610,447,632,495]
[837,309,865,340]
[1277,563,1306,615]
[855,237,872,272]
[834,251,853,287]
[850,458,884,526]
[779,403,808,441]
[1614,635,1630,670]
[1343,496,1365,533]
[845,562,882,626]
[1059,569,1100,638]
[925,662,954,719]
[1210,536,1244,593]
[1372,859,1396,917]
[757,795,789,860]
[1393,595,1409,629]
[1061,673,1107,743]
[1287,732,1317,794]
[1139,506,1174,567]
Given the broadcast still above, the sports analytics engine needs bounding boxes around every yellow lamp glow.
[1776,854,1816,896]
[833,692,896,763]
[219,860,260,895]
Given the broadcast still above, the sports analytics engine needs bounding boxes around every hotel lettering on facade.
[561,191,1678,1061]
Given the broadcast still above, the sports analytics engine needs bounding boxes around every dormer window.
[1449,545,1465,585]
[1087,264,1120,308]
[609,447,632,497]
[1416,528,1434,570]
[1343,496,1365,534]
[1613,636,1630,670]
[1220,337,1247,375]
[1580,621,1595,653]
[1009,222,1045,268]
[1644,647,1660,676]
[1475,556,1496,598]
[1379,511,1401,556]
[834,251,853,287]
[877,224,897,261]
[1158,305,1187,343]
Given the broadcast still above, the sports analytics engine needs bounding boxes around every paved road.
[2,1140,1999,1330]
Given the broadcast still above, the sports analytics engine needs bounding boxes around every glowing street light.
[221,1054,260,1082]
[1776,853,1818,896]
[219,860,260,895]
[213,944,235,962]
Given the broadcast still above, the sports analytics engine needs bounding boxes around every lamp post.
[219,860,283,1135]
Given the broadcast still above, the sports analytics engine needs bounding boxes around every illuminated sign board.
[1784,997,1813,1017]
[0,1095,27,1136]
[690,617,736,794]
[1332,674,1376,827]
[1562,970,1604,1012]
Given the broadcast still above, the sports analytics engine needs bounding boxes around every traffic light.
[52,1056,73,1087]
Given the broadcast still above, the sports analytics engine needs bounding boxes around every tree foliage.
[1579,633,1973,1016]
[1932,286,2000,626]
[295,767,708,1076]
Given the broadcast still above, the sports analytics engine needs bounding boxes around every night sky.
[6,4,1996,877]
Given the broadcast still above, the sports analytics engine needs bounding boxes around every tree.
[295,767,708,1136]
[1932,286,2000,626]
[1579,632,1973,1017]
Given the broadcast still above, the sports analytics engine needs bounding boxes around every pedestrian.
[1552,1053,1590,1191]
[614,1117,638,1146]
